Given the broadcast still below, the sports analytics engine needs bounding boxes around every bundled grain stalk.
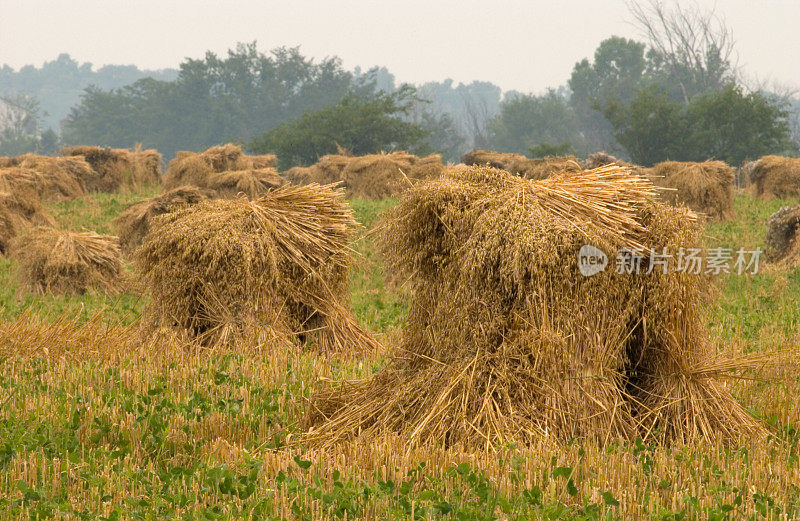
[461,149,527,169]
[747,155,800,198]
[765,204,800,266]
[284,165,316,185]
[114,186,213,256]
[305,164,767,449]
[283,152,444,198]
[649,160,734,221]
[130,144,163,186]
[583,151,634,170]
[9,227,121,295]
[308,154,353,185]
[462,149,581,180]
[0,171,55,254]
[248,153,278,169]
[508,155,582,180]
[61,146,160,191]
[0,205,13,254]
[207,168,285,199]
[2,155,90,201]
[135,183,380,351]
[340,152,444,198]
[163,144,275,191]
[282,155,351,186]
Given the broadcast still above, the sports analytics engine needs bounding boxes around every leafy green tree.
[569,36,648,108]
[487,91,585,155]
[603,84,791,166]
[38,129,59,155]
[62,43,360,159]
[684,85,792,164]
[348,72,498,162]
[602,86,686,166]
[790,98,800,152]
[249,87,429,170]
[529,142,574,158]
[568,36,648,155]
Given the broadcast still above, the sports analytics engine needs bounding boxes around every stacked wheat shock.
[0,168,56,254]
[284,151,445,198]
[462,149,583,180]
[2,141,790,447]
[61,145,162,191]
[745,155,800,198]
[163,143,281,196]
[305,164,766,449]
[647,160,735,221]
[766,204,800,266]
[128,145,380,351]
[0,155,91,202]
[0,160,120,294]
[10,228,121,295]
[0,146,164,295]
[0,145,163,197]
[134,183,380,352]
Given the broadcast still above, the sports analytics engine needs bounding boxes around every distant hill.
[0,53,177,130]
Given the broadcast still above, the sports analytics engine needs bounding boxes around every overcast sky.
[2,0,799,93]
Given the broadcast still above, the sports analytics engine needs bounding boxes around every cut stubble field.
[1,187,799,520]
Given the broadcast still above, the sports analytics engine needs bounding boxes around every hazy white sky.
[2,0,799,93]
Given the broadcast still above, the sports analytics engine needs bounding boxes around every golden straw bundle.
[306,164,766,449]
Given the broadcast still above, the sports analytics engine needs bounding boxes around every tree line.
[0,53,176,131]
[2,2,798,166]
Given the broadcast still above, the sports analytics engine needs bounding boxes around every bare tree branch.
[626,0,738,103]
[460,91,491,149]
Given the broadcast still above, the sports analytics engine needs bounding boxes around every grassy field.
[1,188,799,520]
